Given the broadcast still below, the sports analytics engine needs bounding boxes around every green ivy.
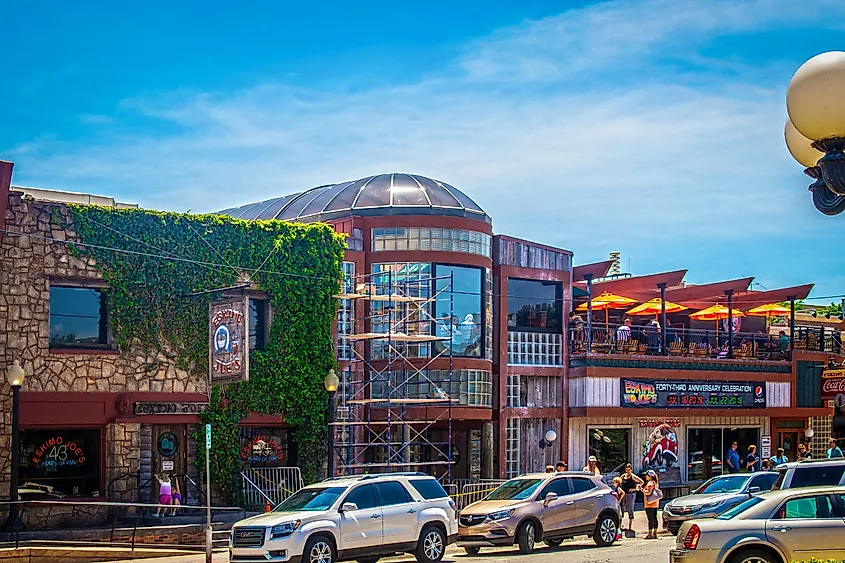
[64,205,344,500]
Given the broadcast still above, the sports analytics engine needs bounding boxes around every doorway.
[687,427,760,481]
[777,431,800,461]
[151,424,187,502]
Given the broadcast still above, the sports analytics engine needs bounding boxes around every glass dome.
[218,173,490,224]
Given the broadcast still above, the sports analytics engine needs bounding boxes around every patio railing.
[569,322,843,360]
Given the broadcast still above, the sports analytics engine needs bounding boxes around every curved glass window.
[372,227,491,258]
[434,265,483,358]
[371,263,433,359]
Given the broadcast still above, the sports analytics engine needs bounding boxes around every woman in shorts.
[618,463,643,531]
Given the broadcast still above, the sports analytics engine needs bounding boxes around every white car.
[230,472,458,563]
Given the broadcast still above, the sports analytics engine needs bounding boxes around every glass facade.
[372,227,491,258]
[18,428,102,498]
[434,265,483,358]
[687,427,760,481]
[507,278,563,332]
[49,286,110,349]
[337,262,356,360]
[371,262,433,359]
[370,369,492,406]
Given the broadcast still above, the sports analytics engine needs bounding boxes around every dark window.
[49,286,109,348]
[249,298,267,350]
[589,428,630,476]
[539,478,571,498]
[408,479,449,500]
[434,265,483,358]
[791,465,845,488]
[344,484,376,510]
[750,473,778,492]
[507,279,562,332]
[238,427,289,466]
[374,481,413,506]
[570,478,597,493]
[18,428,102,498]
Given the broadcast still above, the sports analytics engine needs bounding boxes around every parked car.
[457,472,621,555]
[670,485,845,563]
[229,472,457,563]
[772,458,845,490]
[688,451,723,481]
[662,472,778,535]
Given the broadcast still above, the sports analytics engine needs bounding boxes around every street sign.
[205,424,212,450]
[835,393,845,409]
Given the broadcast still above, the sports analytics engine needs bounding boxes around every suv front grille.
[232,527,265,548]
[460,514,487,527]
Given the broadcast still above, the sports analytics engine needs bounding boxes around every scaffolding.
[332,266,456,481]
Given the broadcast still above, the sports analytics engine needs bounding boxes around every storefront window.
[507,279,562,332]
[687,428,760,482]
[239,427,290,466]
[434,265,483,358]
[588,428,630,476]
[18,429,102,498]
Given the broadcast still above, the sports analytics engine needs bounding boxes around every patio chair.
[668,341,684,356]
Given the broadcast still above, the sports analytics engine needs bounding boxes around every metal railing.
[568,322,843,360]
[453,481,506,510]
[238,467,303,511]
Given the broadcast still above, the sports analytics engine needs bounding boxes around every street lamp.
[539,429,557,449]
[3,360,25,532]
[323,369,339,478]
[785,51,845,215]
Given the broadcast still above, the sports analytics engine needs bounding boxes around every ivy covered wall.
[65,206,345,497]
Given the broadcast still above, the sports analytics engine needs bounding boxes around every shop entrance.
[151,424,188,502]
[687,427,760,482]
[776,430,800,461]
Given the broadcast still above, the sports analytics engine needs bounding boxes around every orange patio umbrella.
[576,292,638,327]
[625,298,688,319]
[747,303,791,332]
[690,304,745,333]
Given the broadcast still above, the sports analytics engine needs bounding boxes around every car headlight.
[270,520,301,539]
[487,509,515,521]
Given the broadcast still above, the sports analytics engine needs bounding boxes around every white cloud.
[5,0,845,295]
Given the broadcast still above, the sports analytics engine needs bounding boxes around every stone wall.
[0,192,208,501]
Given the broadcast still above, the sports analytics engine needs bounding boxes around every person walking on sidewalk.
[725,441,741,474]
[642,470,662,539]
[619,463,644,532]
[828,438,844,458]
[745,445,760,472]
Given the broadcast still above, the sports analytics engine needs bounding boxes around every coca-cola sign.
[822,369,845,399]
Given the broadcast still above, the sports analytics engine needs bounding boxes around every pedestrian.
[642,470,662,539]
[545,465,555,473]
[555,461,568,472]
[778,330,790,353]
[569,311,584,349]
[770,447,788,466]
[616,318,632,341]
[797,443,812,460]
[154,473,172,518]
[827,438,843,459]
[169,476,182,516]
[583,455,601,476]
[761,459,771,472]
[725,441,741,474]
[745,445,760,472]
[619,463,643,531]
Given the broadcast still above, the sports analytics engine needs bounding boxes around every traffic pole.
[205,423,212,563]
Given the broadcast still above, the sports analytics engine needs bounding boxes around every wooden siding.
[520,417,562,473]
[523,376,563,408]
[569,377,621,408]
[766,382,791,408]
[795,361,823,408]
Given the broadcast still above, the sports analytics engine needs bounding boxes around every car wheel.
[546,538,564,548]
[593,514,618,547]
[731,549,777,563]
[464,546,481,555]
[415,525,446,563]
[304,535,336,563]
[517,520,537,554]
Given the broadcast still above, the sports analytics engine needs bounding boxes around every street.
[100,535,676,563]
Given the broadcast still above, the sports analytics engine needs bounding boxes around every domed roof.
[218,173,490,224]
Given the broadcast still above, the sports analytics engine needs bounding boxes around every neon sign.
[31,436,86,467]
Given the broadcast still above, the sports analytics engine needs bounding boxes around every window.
[507,279,562,333]
[487,479,543,501]
[371,262,432,359]
[49,286,110,349]
[687,428,761,482]
[540,478,571,498]
[18,429,102,498]
[791,465,845,488]
[570,478,597,493]
[337,262,355,360]
[344,484,377,510]
[372,227,491,258]
[238,427,289,466]
[249,298,268,350]
[374,481,413,506]
[408,479,449,500]
[588,428,630,476]
[274,487,346,512]
[434,265,483,358]
[749,473,778,492]
[778,495,837,519]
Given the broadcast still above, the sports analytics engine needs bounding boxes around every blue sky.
[3,0,845,300]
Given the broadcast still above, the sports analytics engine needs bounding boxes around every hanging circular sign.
[834,393,845,409]
[157,432,178,457]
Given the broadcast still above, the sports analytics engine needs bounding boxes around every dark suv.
[772,458,845,489]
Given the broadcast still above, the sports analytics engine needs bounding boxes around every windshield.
[694,475,749,494]
[486,479,543,501]
[717,496,765,520]
[273,486,346,512]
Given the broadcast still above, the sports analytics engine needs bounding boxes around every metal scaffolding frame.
[332,266,455,480]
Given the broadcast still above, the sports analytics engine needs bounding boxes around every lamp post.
[538,429,557,450]
[3,360,25,532]
[323,369,339,478]
[785,51,845,215]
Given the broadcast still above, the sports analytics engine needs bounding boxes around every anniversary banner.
[621,378,766,409]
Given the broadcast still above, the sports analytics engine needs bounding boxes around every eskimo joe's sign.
[822,369,845,399]
[621,378,766,409]
[209,297,249,384]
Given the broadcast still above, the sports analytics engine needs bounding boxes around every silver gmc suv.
[230,473,458,563]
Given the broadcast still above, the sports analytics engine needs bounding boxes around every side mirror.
[748,486,761,494]
[543,492,558,506]
[340,502,358,512]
